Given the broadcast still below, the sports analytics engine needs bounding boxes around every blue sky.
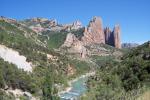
[1,0,150,44]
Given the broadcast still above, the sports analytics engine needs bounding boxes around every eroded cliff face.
[104,27,114,46]
[62,17,121,58]
[104,25,121,48]
[62,33,87,58]
[0,45,32,72]
[113,25,121,48]
[82,16,105,44]
[81,16,121,48]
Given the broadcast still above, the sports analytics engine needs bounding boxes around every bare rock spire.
[113,25,121,48]
[82,16,105,44]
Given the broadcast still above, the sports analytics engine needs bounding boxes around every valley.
[0,16,149,100]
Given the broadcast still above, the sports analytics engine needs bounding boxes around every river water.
[59,77,88,100]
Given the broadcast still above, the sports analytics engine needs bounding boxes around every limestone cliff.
[0,45,32,72]
[104,27,114,46]
[113,25,121,48]
[82,16,105,44]
[62,33,87,58]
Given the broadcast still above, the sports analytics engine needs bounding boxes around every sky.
[0,0,150,44]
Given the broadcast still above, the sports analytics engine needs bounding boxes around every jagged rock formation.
[63,21,82,31]
[21,16,121,48]
[62,33,78,47]
[0,16,17,23]
[25,18,58,32]
[62,17,122,58]
[104,25,121,48]
[62,33,87,58]
[104,27,114,46]
[71,21,82,30]
[29,24,44,33]
[48,19,57,27]
[113,25,121,48]
[81,16,121,48]
[82,16,105,44]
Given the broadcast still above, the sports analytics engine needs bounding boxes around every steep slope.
[0,45,32,72]
[82,41,150,100]
[0,17,94,99]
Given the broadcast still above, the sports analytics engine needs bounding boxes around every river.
[59,72,95,100]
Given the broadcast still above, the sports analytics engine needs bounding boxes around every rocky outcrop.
[63,21,82,31]
[104,25,121,48]
[2,88,38,100]
[113,25,121,48]
[104,27,114,46]
[30,24,44,33]
[0,45,32,72]
[62,33,78,47]
[0,16,17,23]
[82,16,105,44]
[71,21,82,30]
[62,33,87,58]
[62,17,122,57]
[31,17,49,22]
[66,64,76,76]
[81,16,121,48]
[148,41,150,47]
[49,19,57,27]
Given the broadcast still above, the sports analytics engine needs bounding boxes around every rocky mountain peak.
[31,17,49,23]
[63,20,82,31]
[71,20,82,29]
[0,16,17,23]
[113,24,121,48]
[62,33,78,47]
[104,27,114,46]
[49,19,57,27]
[82,16,105,44]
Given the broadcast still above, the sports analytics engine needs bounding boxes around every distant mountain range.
[122,43,139,48]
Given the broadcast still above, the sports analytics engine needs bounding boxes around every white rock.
[0,45,32,72]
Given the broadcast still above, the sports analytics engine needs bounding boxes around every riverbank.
[58,71,95,96]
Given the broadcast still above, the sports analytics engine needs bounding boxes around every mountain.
[81,16,121,48]
[0,16,123,99]
[1,16,149,100]
[19,16,121,49]
[122,43,139,48]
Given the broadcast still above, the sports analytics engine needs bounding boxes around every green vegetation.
[1,19,149,100]
[47,31,68,49]
[82,41,150,100]
[0,58,39,93]
[0,20,50,63]
[91,55,116,67]
[71,28,84,40]
[0,90,15,100]
[0,20,92,99]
